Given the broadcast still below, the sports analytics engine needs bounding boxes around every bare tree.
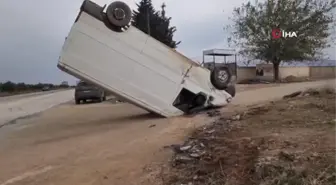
[242,59,252,67]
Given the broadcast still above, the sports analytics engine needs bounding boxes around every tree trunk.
[273,62,280,82]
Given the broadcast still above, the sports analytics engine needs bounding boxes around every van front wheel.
[106,1,132,28]
[193,94,206,106]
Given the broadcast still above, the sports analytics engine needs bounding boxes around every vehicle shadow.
[76,100,102,105]
[32,112,164,145]
[110,112,164,123]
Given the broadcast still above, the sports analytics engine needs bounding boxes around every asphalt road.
[0,90,71,103]
[0,89,74,127]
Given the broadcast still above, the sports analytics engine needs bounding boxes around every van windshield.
[78,81,90,86]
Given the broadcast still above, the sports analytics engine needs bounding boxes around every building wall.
[236,66,336,83]
[256,64,311,78]
[237,67,256,82]
[310,66,336,78]
[279,66,310,78]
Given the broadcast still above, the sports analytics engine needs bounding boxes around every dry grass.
[162,88,336,185]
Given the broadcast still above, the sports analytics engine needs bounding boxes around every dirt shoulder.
[0,80,334,185]
[164,88,336,185]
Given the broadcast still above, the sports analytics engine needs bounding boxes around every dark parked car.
[42,86,50,91]
[75,81,106,104]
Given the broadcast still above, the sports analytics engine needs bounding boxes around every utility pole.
[146,6,150,36]
[161,3,166,17]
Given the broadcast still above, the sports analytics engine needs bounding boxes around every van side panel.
[60,12,184,116]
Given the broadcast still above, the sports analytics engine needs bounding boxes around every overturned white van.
[58,0,235,117]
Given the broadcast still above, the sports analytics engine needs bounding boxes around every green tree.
[132,0,156,34]
[1,81,15,92]
[132,0,180,48]
[16,83,27,91]
[228,0,336,81]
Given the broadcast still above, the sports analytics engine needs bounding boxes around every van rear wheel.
[210,66,232,90]
[226,85,236,97]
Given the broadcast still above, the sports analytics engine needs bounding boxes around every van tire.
[101,92,106,101]
[193,94,206,106]
[226,85,236,97]
[210,66,232,90]
[106,1,132,28]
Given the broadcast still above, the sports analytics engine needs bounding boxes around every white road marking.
[0,166,55,185]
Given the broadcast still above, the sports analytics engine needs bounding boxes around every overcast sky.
[0,0,334,84]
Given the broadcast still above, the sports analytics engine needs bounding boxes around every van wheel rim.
[218,70,228,82]
[114,8,125,20]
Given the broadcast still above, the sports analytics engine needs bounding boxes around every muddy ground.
[163,88,336,185]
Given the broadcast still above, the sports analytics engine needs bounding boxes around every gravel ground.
[163,88,335,185]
